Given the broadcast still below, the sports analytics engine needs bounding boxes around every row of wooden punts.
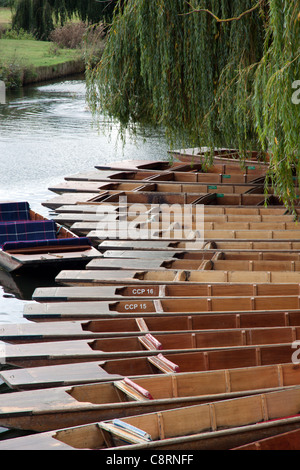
[2,148,300,450]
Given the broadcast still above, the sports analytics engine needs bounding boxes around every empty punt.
[9,309,300,341]
[3,388,300,450]
[55,268,300,286]
[2,344,300,390]
[1,363,300,432]
[3,326,300,367]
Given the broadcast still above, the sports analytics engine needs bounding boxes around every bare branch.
[182,1,263,23]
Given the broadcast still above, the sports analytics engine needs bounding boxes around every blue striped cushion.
[0,220,57,247]
[0,202,30,222]
[2,237,92,252]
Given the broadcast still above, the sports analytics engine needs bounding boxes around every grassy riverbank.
[0,38,83,87]
[0,7,105,88]
[1,39,82,67]
[0,7,11,27]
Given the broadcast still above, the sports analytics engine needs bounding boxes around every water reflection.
[0,75,169,322]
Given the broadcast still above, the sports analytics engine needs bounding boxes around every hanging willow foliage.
[86,0,300,207]
[11,0,119,39]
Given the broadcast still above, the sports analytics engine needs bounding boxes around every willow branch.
[182,1,263,22]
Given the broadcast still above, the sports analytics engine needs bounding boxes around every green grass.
[0,39,82,67]
[0,7,12,26]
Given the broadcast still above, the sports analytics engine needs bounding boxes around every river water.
[0,76,169,324]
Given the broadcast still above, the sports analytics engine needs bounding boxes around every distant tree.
[11,0,118,40]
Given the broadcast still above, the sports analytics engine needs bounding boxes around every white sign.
[0,80,5,105]
[292,80,300,105]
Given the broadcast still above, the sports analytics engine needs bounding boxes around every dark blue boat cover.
[0,220,57,247]
[2,237,92,252]
[0,202,30,222]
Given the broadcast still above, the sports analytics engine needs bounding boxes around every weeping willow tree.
[11,0,119,39]
[86,0,300,208]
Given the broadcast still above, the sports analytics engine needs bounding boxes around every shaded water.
[0,76,169,324]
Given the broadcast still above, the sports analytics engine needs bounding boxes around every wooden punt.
[49,180,266,196]
[95,156,269,174]
[22,302,300,325]
[55,268,300,287]
[9,309,300,341]
[54,203,295,216]
[0,202,99,273]
[85,257,300,273]
[170,147,270,167]
[3,342,300,390]
[53,210,298,228]
[99,249,300,263]
[2,364,300,432]
[69,220,300,240]
[98,239,300,252]
[24,296,300,321]
[63,169,266,185]
[29,282,300,303]
[42,190,284,211]
[3,325,300,367]
[3,388,300,450]
[232,428,300,450]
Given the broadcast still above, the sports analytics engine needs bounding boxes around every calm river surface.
[0,76,169,324]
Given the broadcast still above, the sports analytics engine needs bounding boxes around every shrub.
[49,22,87,49]
[1,27,35,39]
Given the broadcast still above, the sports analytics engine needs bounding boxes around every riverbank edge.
[22,58,86,86]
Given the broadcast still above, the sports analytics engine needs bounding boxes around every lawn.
[0,7,12,26]
[0,39,82,67]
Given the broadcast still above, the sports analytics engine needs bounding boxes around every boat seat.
[0,202,30,222]
[0,220,57,247]
[99,419,152,444]
[2,236,92,253]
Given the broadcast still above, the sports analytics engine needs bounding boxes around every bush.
[49,22,87,49]
[0,59,26,88]
[1,27,35,39]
